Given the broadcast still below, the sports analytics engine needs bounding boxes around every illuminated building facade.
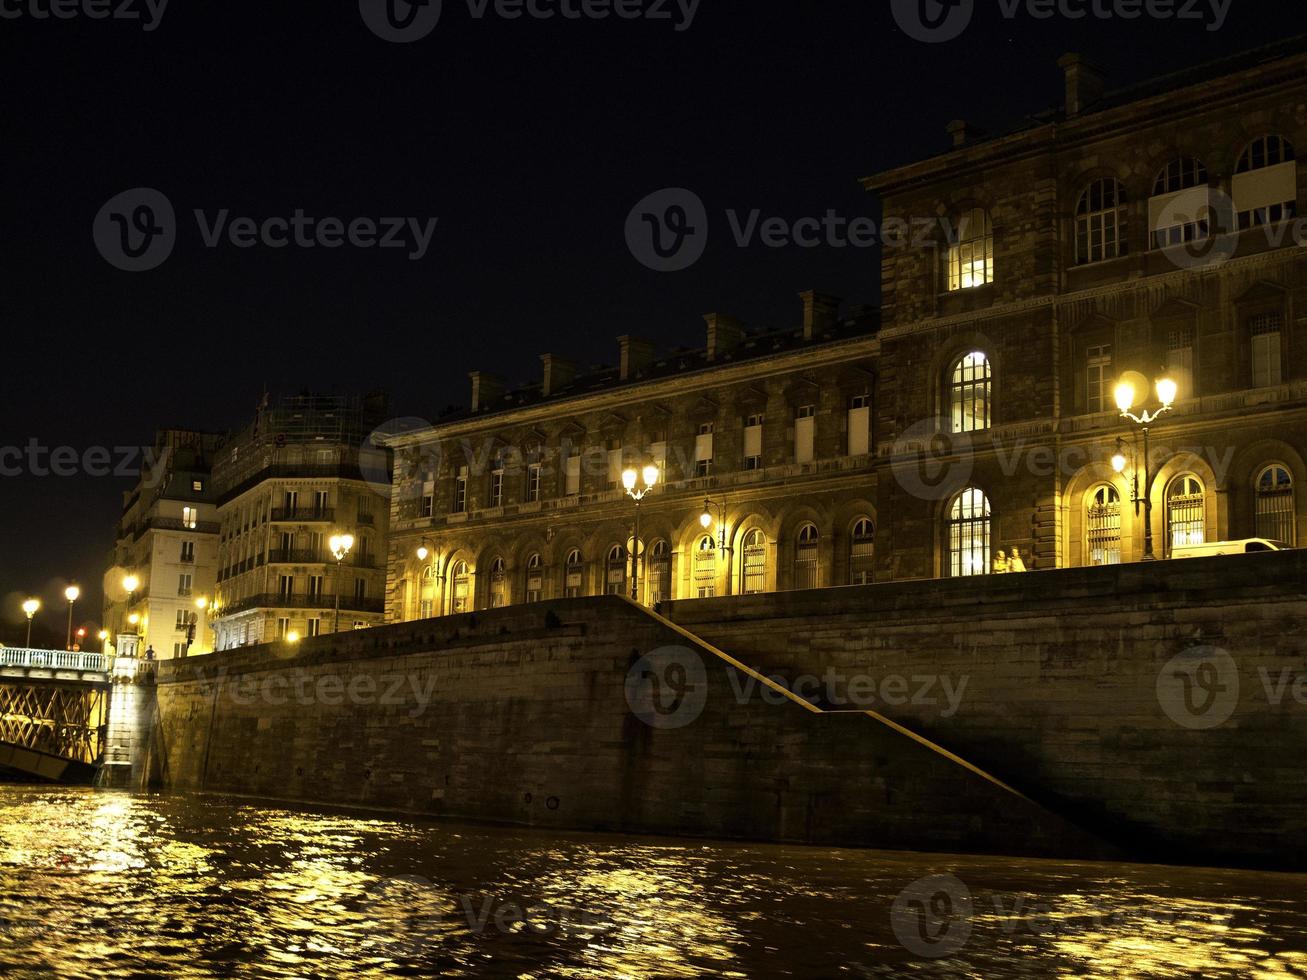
[384,41,1307,618]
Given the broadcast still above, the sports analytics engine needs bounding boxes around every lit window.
[793,524,818,591]
[1234,136,1297,230]
[527,464,542,502]
[694,535,716,598]
[695,423,714,477]
[525,553,543,603]
[489,557,507,607]
[741,528,767,595]
[449,560,470,614]
[564,549,584,598]
[948,488,991,577]
[947,208,994,291]
[418,564,437,619]
[605,545,626,595]
[1075,178,1127,265]
[1086,345,1113,414]
[1087,485,1121,566]
[849,518,875,585]
[1255,465,1295,544]
[182,506,197,529]
[648,540,670,604]
[192,479,204,492]
[1166,475,1206,553]
[949,352,991,433]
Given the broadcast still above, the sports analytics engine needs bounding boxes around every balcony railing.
[270,507,336,523]
[268,549,328,564]
[356,512,375,526]
[219,593,385,616]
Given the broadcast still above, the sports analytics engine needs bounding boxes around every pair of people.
[993,547,1029,574]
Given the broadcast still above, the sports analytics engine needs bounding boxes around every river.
[0,786,1304,978]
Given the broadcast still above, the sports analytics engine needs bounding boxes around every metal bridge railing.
[0,648,109,673]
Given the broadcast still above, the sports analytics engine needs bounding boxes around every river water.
[1,787,1305,979]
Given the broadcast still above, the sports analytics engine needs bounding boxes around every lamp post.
[1112,375,1177,561]
[186,597,208,656]
[621,464,660,602]
[21,598,40,648]
[122,574,140,636]
[64,584,80,650]
[699,497,732,596]
[329,533,355,633]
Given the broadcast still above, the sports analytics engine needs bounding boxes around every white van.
[1171,539,1291,559]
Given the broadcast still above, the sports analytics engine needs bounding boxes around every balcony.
[219,593,384,616]
[268,549,328,564]
[356,512,376,526]
[270,507,335,523]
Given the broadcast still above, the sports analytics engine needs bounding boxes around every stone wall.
[663,549,1307,868]
[151,597,1105,860]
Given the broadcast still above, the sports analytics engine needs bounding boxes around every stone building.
[383,39,1307,619]
[104,429,223,658]
[210,393,392,649]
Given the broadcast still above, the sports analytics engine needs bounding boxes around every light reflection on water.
[0,786,1305,978]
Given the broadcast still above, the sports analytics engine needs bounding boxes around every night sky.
[1,0,1300,643]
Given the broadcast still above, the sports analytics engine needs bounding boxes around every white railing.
[0,648,109,673]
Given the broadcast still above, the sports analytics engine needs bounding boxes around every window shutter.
[795,416,815,464]
[847,407,869,456]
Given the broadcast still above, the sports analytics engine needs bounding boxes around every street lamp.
[1113,374,1177,561]
[64,584,80,649]
[21,598,40,648]
[329,533,355,633]
[185,597,208,656]
[700,497,728,549]
[621,464,660,602]
[122,573,140,635]
[416,541,431,562]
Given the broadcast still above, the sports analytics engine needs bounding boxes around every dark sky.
[1,0,1299,643]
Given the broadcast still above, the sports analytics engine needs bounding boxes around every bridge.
[0,647,113,783]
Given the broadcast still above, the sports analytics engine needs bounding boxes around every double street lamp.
[329,533,355,633]
[1111,374,1178,561]
[621,464,660,602]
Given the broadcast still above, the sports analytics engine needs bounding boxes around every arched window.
[949,352,991,433]
[947,208,994,291]
[564,549,584,598]
[418,564,437,619]
[793,524,818,591]
[1087,485,1122,566]
[648,540,670,604]
[1167,475,1206,553]
[1255,465,1295,544]
[489,556,507,608]
[1151,157,1209,249]
[449,560,470,615]
[1235,136,1297,229]
[525,553,543,603]
[694,535,717,598]
[1075,178,1127,265]
[605,545,626,596]
[741,528,767,595]
[849,518,875,585]
[948,488,991,577]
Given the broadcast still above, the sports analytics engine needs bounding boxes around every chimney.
[1058,53,1106,117]
[945,119,983,148]
[799,290,842,341]
[539,354,578,397]
[618,336,656,380]
[469,371,506,413]
[703,313,746,361]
